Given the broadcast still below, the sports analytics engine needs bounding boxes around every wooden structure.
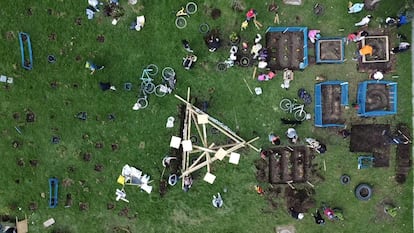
[174,88,259,187]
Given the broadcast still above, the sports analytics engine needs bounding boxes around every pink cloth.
[308,30,320,39]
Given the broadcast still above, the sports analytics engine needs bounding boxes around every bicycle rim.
[294,110,307,121]
[142,82,155,94]
[137,98,148,109]
[146,64,158,76]
[186,2,197,14]
[162,67,175,81]
[154,85,167,97]
[216,62,227,71]
[199,23,210,34]
[279,99,292,111]
[175,17,187,29]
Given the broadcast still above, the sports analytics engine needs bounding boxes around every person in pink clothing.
[308,29,321,43]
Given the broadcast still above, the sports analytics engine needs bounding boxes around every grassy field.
[0,0,412,233]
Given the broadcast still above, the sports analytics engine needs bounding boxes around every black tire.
[340,175,351,185]
[355,184,372,201]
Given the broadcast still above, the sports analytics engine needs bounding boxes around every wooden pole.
[252,67,257,80]
[323,160,326,171]
[243,78,254,95]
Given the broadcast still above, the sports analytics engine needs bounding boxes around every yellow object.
[360,45,373,56]
[117,175,126,185]
[241,20,248,31]
[85,61,90,68]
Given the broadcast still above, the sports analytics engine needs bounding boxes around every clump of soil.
[111,143,119,151]
[13,112,20,120]
[95,142,104,149]
[62,178,74,188]
[26,111,36,122]
[159,180,167,197]
[211,8,221,19]
[48,33,57,41]
[65,194,73,207]
[17,158,25,167]
[75,17,82,25]
[118,207,129,216]
[107,203,115,210]
[15,179,20,184]
[29,202,38,211]
[82,134,89,140]
[6,31,15,40]
[47,8,53,15]
[97,35,105,43]
[75,55,82,62]
[27,8,33,16]
[50,81,58,89]
[73,83,79,88]
[83,152,91,161]
[67,166,75,173]
[29,159,38,167]
[94,164,104,172]
[12,140,22,149]
[79,202,89,211]
[285,187,316,212]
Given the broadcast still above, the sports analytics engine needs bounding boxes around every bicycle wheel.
[141,82,155,94]
[154,84,169,97]
[162,67,175,81]
[216,62,227,71]
[186,2,197,15]
[199,23,210,34]
[135,97,148,109]
[279,99,292,111]
[294,110,307,121]
[146,64,158,76]
[175,17,187,29]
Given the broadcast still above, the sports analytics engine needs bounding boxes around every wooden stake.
[274,13,280,24]
[323,160,326,171]
[306,181,314,188]
[286,181,295,189]
[252,67,257,80]
[243,78,254,95]
[286,146,294,151]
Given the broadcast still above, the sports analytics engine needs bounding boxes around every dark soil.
[94,164,104,172]
[75,55,82,62]
[266,31,304,70]
[27,8,33,16]
[107,202,115,210]
[111,143,119,151]
[26,111,36,122]
[29,202,38,211]
[350,124,390,167]
[365,84,391,112]
[118,207,129,216]
[62,178,74,187]
[83,152,91,161]
[395,124,412,183]
[29,159,38,167]
[65,194,73,207]
[95,142,104,149]
[79,202,89,211]
[319,40,342,60]
[48,33,57,41]
[364,37,388,61]
[12,140,22,149]
[97,35,105,43]
[285,187,316,212]
[211,8,221,19]
[12,112,20,120]
[75,17,82,25]
[321,84,345,125]
[17,158,25,167]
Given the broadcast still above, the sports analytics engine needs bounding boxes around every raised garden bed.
[315,81,348,127]
[315,37,345,63]
[361,36,389,63]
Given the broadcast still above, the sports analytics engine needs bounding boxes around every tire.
[175,17,187,29]
[199,23,210,34]
[279,99,292,111]
[355,184,372,201]
[154,85,168,97]
[141,82,155,94]
[136,97,148,109]
[162,67,175,81]
[186,2,197,14]
[146,64,158,76]
[340,175,351,185]
[294,110,307,121]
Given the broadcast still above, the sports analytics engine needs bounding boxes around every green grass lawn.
[0,0,412,233]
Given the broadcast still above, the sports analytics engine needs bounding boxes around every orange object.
[255,185,264,195]
[359,45,373,56]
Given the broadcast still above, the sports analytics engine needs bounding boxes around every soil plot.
[266,31,304,70]
[362,36,389,63]
[350,124,390,167]
[365,84,391,112]
[318,40,343,61]
[321,84,345,125]
[268,146,311,184]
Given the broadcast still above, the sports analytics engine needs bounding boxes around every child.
[391,42,410,54]
[183,55,197,70]
[312,210,325,225]
[268,133,281,145]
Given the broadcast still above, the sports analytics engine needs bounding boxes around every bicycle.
[279,98,307,121]
[140,64,158,94]
[154,67,176,97]
[175,2,197,29]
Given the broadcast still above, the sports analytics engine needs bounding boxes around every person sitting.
[323,207,336,220]
[130,15,145,31]
[182,55,197,70]
[308,29,321,43]
[347,30,368,43]
[268,133,281,145]
[245,9,257,21]
[183,176,193,192]
[257,71,275,81]
[206,35,221,52]
[289,207,304,220]
[369,70,384,80]
[391,42,410,54]
[354,45,373,60]
[348,2,364,13]
[99,82,116,91]
[286,128,298,143]
[312,209,325,225]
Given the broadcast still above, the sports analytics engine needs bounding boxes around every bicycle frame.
[279,98,307,121]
